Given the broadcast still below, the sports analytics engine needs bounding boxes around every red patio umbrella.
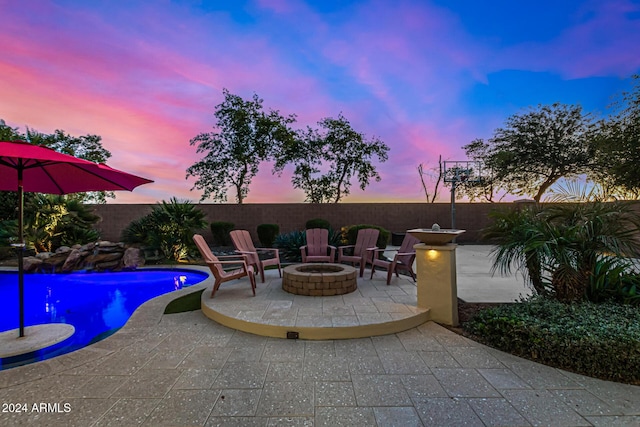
[0,140,153,338]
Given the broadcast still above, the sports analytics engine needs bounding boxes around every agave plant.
[273,228,343,263]
[273,230,306,263]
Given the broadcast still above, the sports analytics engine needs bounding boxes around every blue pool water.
[0,269,208,369]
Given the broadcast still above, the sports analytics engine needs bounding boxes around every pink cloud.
[2,0,636,205]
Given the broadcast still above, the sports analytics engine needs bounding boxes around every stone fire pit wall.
[282,263,357,296]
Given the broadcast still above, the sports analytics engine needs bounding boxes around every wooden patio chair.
[337,228,379,277]
[368,233,420,285]
[300,228,336,263]
[230,229,282,283]
[193,234,256,298]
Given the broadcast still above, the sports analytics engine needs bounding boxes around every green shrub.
[210,221,234,246]
[121,198,207,262]
[0,194,100,253]
[273,230,306,262]
[482,201,640,302]
[305,218,331,230]
[464,297,640,384]
[588,256,640,306]
[257,223,280,248]
[274,228,344,263]
[344,224,390,251]
[327,229,344,248]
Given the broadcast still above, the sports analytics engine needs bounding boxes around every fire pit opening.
[282,263,357,296]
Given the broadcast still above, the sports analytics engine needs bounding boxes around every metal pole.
[18,166,25,338]
[450,180,456,230]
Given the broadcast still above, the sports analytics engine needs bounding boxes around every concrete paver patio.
[0,246,638,426]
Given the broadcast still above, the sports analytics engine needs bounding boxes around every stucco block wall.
[90,203,507,244]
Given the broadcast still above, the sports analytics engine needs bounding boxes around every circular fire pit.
[282,263,357,296]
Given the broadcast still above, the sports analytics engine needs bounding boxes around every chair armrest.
[338,245,355,254]
[208,259,248,265]
[217,254,249,260]
[234,250,254,255]
[368,248,388,253]
[207,259,251,272]
[256,247,279,255]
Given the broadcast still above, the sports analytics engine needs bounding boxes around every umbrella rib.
[38,162,68,194]
[68,163,134,191]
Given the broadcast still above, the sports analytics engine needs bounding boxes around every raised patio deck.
[201,266,429,340]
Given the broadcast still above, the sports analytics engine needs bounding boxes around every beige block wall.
[89,202,507,244]
[89,201,640,244]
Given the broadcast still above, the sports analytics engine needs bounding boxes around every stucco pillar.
[415,243,459,326]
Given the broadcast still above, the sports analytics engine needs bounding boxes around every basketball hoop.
[443,161,482,184]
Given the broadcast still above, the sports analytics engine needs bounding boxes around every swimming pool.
[0,269,208,369]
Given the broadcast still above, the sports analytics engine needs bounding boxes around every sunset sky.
[2,0,639,203]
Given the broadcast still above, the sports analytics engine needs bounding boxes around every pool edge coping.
[0,264,213,388]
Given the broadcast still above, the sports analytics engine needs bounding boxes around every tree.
[276,114,389,203]
[0,119,24,140]
[457,140,505,202]
[186,89,296,203]
[417,157,443,203]
[483,198,640,302]
[594,75,640,196]
[27,128,114,203]
[0,119,114,203]
[463,103,596,202]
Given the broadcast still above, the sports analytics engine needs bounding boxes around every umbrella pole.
[17,167,25,338]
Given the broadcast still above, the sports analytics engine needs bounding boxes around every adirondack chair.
[368,233,420,285]
[300,228,336,263]
[337,228,379,277]
[193,234,256,298]
[230,229,282,283]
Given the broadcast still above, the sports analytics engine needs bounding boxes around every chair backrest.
[354,228,379,256]
[305,228,329,256]
[397,234,420,264]
[193,234,224,278]
[230,229,260,265]
[230,230,257,252]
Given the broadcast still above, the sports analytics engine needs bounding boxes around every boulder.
[122,247,145,270]
[23,257,43,272]
[61,249,84,272]
[95,242,122,253]
[79,242,96,252]
[17,241,145,273]
[94,260,121,272]
[35,252,53,260]
[84,252,122,266]
[41,252,70,272]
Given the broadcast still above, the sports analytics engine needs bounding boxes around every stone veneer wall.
[90,202,516,244]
